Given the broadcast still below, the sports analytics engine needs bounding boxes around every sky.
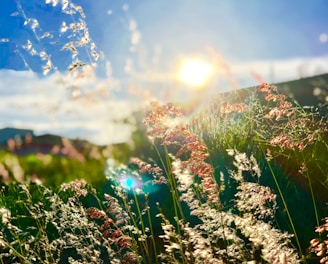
[0,0,328,145]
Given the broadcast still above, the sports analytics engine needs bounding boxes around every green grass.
[0,83,327,263]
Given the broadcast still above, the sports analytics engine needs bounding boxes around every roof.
[0,127,34,144]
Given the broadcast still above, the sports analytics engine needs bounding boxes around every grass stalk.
[132,190,149,254]
[263,149,303,256]
[145,196,158,263]
[153,145,185,231]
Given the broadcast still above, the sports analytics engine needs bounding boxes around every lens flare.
[105,160,159,195]
[178,59,213,88]
[118,174,144,192]
[125,178,134,188]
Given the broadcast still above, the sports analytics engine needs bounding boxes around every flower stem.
[263,150,303,256]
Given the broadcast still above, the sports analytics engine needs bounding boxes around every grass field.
[0,78,327,263]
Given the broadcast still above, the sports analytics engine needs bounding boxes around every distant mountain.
[0,127,99,157]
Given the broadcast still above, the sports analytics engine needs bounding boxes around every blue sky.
[2,0,328,76]
[0,0,328,144]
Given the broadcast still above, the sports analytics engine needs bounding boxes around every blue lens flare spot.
[125,178,134,188]
[117,173,159,194]
[118,174,143,191]
[105,160,160,195]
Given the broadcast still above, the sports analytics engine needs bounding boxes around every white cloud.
[0,69,139,145]
[319,33,328,43]
[1,55,327,145]
[229,56,328,87]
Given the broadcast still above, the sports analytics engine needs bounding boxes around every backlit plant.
[0,1,327,263]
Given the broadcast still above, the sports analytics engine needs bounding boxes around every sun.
[178,59,213,88]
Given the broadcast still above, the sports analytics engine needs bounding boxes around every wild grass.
[1,1,328,263]
[1,82,327,263]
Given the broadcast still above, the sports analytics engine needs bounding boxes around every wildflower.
[258,83,277,93]
[310,216,328,263]
[234,214,299,263]
[71,3,86,18]
[129,157,165,183]
[172,157,193,191]
[298,162,307,175]
[45,0,59,7]
[219,103,246,114]
[279,100,292,110]
[100,217,114,230]
[40,32,53,39]
[68,60,87,72]
[62,0,69,10]
[103,193,130,226]
[23,18,31,26]
[235,182,277,219]
[121,252,138,264]
[22,40,32,50]
[144,101,220,203]
[264,93,286,102]
[39,51,48,60]
[0,208,11,224]
[86,207,107,220]
[227,149,235,156]
[306,133,315,143]
[298,143,305,151]
[60,179,88,198]
[43,59,52,75]
[60,21,68,32]
[231,150,261,179]
[30,19,39,29]
[91,50,99,60]
[264,107,284,120]
[183,223,223,263]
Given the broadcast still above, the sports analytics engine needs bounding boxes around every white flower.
[0,208,11,224]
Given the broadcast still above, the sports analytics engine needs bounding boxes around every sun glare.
[178,59,213,88]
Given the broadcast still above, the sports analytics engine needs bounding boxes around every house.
[0,127,34,145]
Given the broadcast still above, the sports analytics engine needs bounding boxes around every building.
[0,127,34,145]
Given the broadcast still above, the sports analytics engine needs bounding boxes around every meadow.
[0,81,327,263]
[0,1,328,263]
